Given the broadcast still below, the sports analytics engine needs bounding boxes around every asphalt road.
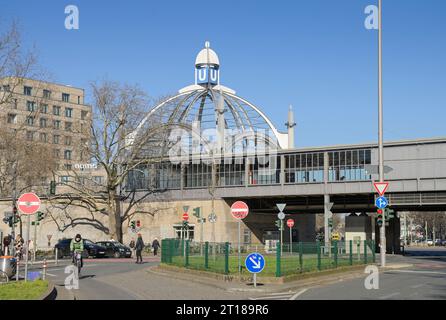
[250,247,446,300]
[27,257,251,300]
[23,247,446,300]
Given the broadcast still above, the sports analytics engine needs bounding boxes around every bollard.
[42,259,47,280]
[15,259,19,281]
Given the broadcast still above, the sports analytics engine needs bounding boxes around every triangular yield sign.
[373,182,389,196]
[276,203,286,212]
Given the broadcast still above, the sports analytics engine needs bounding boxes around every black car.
[54,238,107,259]
[96,241,132,258]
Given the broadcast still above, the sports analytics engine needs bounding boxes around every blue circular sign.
[375,196,388,209]
[245,253,265,274]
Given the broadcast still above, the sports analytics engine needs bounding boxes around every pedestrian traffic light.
[384,208,395,221]
[192,207,201,218]
[130,221,136,230]
[183,220,189,228]
[37,211,45,221]
[377,209,383,226]
[275,220,282,229]
[49,180,56,195]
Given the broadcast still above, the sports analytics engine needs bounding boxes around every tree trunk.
[108,189,123,243]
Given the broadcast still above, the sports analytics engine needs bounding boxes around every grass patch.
[0,280,49,300]
[170,253,374,277]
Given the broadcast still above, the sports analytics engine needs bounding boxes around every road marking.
[290,288,309,300]
[250,294,293,300]
[379,292,400,300]
[389,270,446,276]
[411,283,425,289]
[45,272,57,277]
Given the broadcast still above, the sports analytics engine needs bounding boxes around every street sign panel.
[374,182,389,196]
[278,212,285,220]
[375,196,388,209]
[182,213,189,221]
[276,203,286,212]
[17,193,41,215]
[183,206,190,213]
[287,219,294,228]
[231,201,249,219]
[245,253,265,274]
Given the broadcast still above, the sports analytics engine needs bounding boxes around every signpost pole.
[33,216,37,263]
[289,226,292,254]
[253,273,257,288]
[24,215,30,282]
[378,0,386,268]
[238,220,241,275]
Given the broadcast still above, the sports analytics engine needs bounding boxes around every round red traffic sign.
[287,219,295,228]
[17,193,41,215]
[182,213,189,221]
[231,201,249,219]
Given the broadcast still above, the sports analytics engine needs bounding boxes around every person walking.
[14,235,24,262]
[152,238,160,256]
[135,233,144,264]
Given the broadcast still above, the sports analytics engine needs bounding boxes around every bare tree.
[47,80,174,242]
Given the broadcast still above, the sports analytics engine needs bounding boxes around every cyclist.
[70,234,84,269]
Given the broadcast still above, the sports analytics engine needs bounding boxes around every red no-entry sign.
[287,219,294,228]
[231,201,249,219]
[17,193,41,215]
[182,213,189,221]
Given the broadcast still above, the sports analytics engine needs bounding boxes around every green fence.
[161,239,375,277]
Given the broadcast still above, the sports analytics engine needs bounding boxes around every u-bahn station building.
[2,42,446,253]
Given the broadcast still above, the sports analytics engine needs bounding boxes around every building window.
[81,110,88,120]
[39,118,47,128]
[26,131,34,141]
[78,96,81,104]
[53,120,61,130]
[24,86,32,96]
[40,104,48,114]
[26,116,34,126]
[43,90,51,99]
[65,136,72,146]
[62,93,70,102]
[60,176,69,183]
[53,106,61,116]
[7,114,17,124]
[12,99,18,109]
[65,122,72,132]
[64,150,72,160]
[2,85,10,92]
[53,149,60,158]
[173,225,194,240]
[27,101,36,112]
[65,107,73,118]
[65,164,72,170]
[39,133,47,143]
[53,135,60,144]
[93,176,103,185]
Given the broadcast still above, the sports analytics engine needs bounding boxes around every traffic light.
[182,220,189,228]
[192,207,201,218]
[130,221,136,230]
[328,218,333,229]
[275,220,282,229]
[377,209,383,226]
[136,220,141,228]
[49,180,56,195]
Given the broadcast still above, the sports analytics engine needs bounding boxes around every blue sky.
[1,0,445,147]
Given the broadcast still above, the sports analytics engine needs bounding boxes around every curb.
[40,281,57,300]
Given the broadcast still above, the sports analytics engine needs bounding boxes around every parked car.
[96,241,132,258]
[434,239,442,246]
[54,238,107,259]
[426,239,434,246]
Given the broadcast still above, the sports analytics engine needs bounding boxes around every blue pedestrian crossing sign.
[245,253,265,274]
[375,196,388,209]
